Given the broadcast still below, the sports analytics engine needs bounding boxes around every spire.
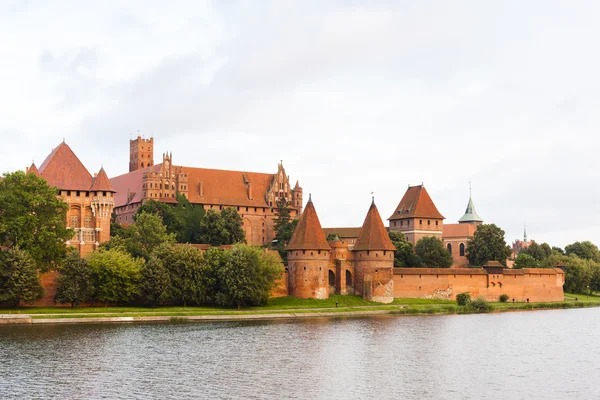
[354,201,396,251]
[285,197,330,251]
[524,223,528,244]
[90,167,115,192]
[458,185,483,224]
[27,162,40,176]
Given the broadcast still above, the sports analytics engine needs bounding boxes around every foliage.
[135,199,183,237]
[325,233,339,242]
[0,248,44,307]
[513,253,540,269]
[140,247,173,306]
[456,292,471,306]
[124,212,176,260]
[414,236,453,268]
[499,294,509,303]
[273,199,299,264]
[467,297,493,312]
[196,208,246,246]
[520,241,552,261]
[0,171,72,270]
[164,244,211,307]
[388,231,421,267]
[88,249,143,305]
[466,224,511,267]
[173,193,205,243]
[215,245,283,308]
[552,246,564,255]
[55,250,93,306]
[565,241,600,262]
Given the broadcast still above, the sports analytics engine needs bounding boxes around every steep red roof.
[38,142,93,191]
[90,168,115,192]
[389,185,445,220]
[110,164,160,206]
[286,198,330,251]
[443,223,477,238]
[26,163,40,176]
[354,201,396,251]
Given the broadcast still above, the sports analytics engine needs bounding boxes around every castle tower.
[89,167,116,248]
[26,162,40,176]
[129,136,154,172]
[285,195,331,299]
[458,185,483,225]
[354,199,396,303]
[291,180,303,213]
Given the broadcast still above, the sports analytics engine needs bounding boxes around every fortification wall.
[287,250,330,299]
[393,268,564,302]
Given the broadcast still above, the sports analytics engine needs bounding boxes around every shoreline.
[1,301,599,325]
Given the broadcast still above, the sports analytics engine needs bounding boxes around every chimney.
[199,182,204,198]
[248,182,253,200]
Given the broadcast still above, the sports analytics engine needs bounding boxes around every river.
[1,308,599,399]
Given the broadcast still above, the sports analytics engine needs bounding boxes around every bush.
[468,297,493,312]
[456,292,471,306]
[499,294,509,303]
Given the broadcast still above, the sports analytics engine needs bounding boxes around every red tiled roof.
[90,168,115,192]
[38,142,93,191]
[443,223,477,238]
[389,185,444,220]
[26,163,40,176]
[483,260,503,267]
[110,164,160,206]
[286,198,330,251]
[354,201,396,251]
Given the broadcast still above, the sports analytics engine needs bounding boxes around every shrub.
[456,292,471,306]
[468,297,493,312]
[499,294,509,303]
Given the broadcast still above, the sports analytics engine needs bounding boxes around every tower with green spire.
[458,184,483,225]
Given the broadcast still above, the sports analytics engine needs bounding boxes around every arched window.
[460,243,465,257]
[328,270,335,287]
[447,243,452,254]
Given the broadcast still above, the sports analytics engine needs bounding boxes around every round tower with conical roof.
[285,195,331,299]
[353,199,396,303]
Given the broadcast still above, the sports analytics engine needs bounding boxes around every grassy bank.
[1,294,599,321]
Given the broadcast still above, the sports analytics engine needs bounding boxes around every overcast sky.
[2,1,599,248]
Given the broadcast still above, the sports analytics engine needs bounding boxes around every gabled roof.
[27,163,40,176]
[458,196,483,223]
[354,201,396,251]
[389,185,445,220]
[38,142,93,191]
[286,197,330,251]
[90,167,115,192]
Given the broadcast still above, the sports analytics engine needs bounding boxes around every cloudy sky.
[1,0,599,248]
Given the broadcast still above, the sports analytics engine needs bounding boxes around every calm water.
[1,309,599,400]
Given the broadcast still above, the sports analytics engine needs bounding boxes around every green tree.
[520,241,552,261]
[273,199,299,264]
[162,244,211,306]
[388,231,420,267]
[139,248,172,306]
[173,193,205,243]
[88,249,143,306]
[220,207,247,244]
[551,246,564,255]
[414,236,453,268]
[135,199,183,237]
[110,212,128,238]
[325,233,339,242]
[0,171,72,270]
[197,209,230,246]
[54,250,93,306]
[466,224,511,267]
[513,253,540,269]
[215,244,283,308]
[565,241,600,262]
[0,248,44,307]
[124,212,176,260]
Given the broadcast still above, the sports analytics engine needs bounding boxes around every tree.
[565,241,600,262]
[173,193,205,243]
[0,171,72,270]
[140,246,173,306]
[414,236,453,268]
[388,231,420,267]
[325,233,339,242]
[273,199,299,264]
[552,246,564,255]
[215,244,283,308]
[110,212,128,238]
[0,248,44,307]
[520,241,552,261]
[466,224,511,267]
[135,199,183,237]
[197,208,246,246]
[124,212,176,260]
[513,253,540,269]
[88,249,143,306]
[54,250,93,306]
[220,207,247,244]
[161,244,211,307]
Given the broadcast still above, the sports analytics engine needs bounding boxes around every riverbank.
[1,294,599,325]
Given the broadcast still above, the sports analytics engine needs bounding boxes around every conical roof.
[458,196,483,223]
[354,200,396,251]
[389,185,444,220]
[27,163,40,176]
[285,197,330,251]
[38,141,93,190]
[90,167,115,192]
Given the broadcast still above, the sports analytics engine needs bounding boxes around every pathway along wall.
[393,268,565,302]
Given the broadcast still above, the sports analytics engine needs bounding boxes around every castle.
[110,136,303,245]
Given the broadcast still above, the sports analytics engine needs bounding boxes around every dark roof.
[483,260,504,267]
[286,198,330,251]
[354,201,396,251]
[389,185,445,220]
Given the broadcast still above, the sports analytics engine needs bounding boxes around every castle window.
[407,220,410,226]
[436,221,439,226]
[420,220,423,225]
[447,243,452,254]
[85,216,92,228]
[459,243,465,257]
[428,220,430,225]
[246,207,249,212]
[141,163,144,168]
[103,191,106,196]
[400,221,403,226]
[254,207,257,212]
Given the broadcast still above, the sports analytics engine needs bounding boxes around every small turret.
[291,180,303,214]
[458,185,483,224]
[26,162,40,176]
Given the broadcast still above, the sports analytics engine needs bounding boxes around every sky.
[1,0,600,248]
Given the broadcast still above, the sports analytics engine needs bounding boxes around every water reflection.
[1,309,599,399]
